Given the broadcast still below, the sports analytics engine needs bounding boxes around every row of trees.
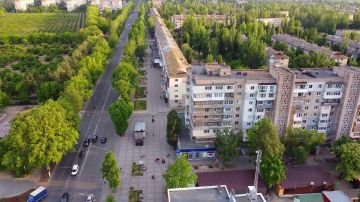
[108,2,135,47]
[166,109,182,148]
[0,5,113,176]
[109,4,147,135]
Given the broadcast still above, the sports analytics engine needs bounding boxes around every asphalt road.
[45,3,141,201]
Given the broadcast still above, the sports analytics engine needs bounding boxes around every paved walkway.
[108,31,172,202]
[0,170,40,198]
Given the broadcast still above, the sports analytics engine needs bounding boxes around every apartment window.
[304,113,308,117]
[204,116,208,119]
[250,86,255,90]
[267,101,272,104]
[298,93,304,97]
[257,101,263,105]
[257,109,264,112]
[318,84,322,88]
[302,120,307,123]
[249,101,253,105]
[260,94,266,98]
[236,107,240,111]
[308,92,312,96]
[330,112,334,116]
[238,85,242,88]
[213,129,220,133]
[305,106,309,110]
[205,108,209,112]
[175,100,178,103]
[214,93,223,97]
[237,92,242,96]
[296,113,302,117]
[305,100,310,103]
[204,130,209,133]
[205,86,212,90]
[215,85,223,90]
[227,86,233,89]
[224,100,233,105]
[235,121,239,124]
[247,122,251,126]
[175,79,178,82]
[248,108,253,112]
[299,84,306,89]
[321,114,328,117]
[225,108,231,112]
[175,95,178,98]
[235,114,240,117]
[316,92,321,96]
[250,94,254,98]
[313,113,317,116]
[294,121,301,125]
[174,84,178,87]
[314,106,318,110]
[309,85,313,88]
[175,90,178,92]
[269,93,274,98]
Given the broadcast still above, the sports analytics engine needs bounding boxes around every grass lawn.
[135,87,146,99]
[129,189,143,202]
[134,100,147,111]
[131,162,144,176]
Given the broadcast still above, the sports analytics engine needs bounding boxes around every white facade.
[15,0,34,11]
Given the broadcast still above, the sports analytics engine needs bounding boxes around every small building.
[167,185,267,202]
[276,165,335,196]
[134,121,146,146]
[14,0,34,11]
[171,15,228,29]
[197,170,267,195]
[293,190,352,202]
[266,47,290,68]
[257,18,290,28]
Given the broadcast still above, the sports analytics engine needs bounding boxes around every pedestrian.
[167,153,170,158]
[162,158,165,164]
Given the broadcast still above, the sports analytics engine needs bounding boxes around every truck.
[134,121,146,146]
[27,186,47,202]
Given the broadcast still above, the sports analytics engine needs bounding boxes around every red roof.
[197,170,267,194]
[280,165,334,189]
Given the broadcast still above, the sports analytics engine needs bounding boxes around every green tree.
[205,54,214,63]
[284,128,326,164]
[1,100,79,176]
[0,90,11,110]
[241,35,266,69]
[106,194,116,202]
[163,154,197,190]
[215,130,242,165]
[109,100,133,136]
[336,142,360,181]
[332,136,353,157]
[273,41,287,52]
[247,118,284,157]
[260,155,286,189]
[217,55,223,64]
[167,109,181,148]
[36,81,62,103]
[101,152,121,191]
[181,43,193,63]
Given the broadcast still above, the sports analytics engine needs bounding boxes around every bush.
[167,109,181,148]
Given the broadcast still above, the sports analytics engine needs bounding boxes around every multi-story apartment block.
[171,15,228,29]
[257,18,289,28]
[14,0,34,11]
[66,0,87,11]
[89,0,122,10]
[272,34,348,66]
[41,0,60,7]
[185,63,360,142]
[151,8,191,108]
[326,35,360,58]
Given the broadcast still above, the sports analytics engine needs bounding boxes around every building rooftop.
[266,47,290,59]
[233,193,267,202]
[151,8,190,78]
[172,14,227,21]
[291,68,340,79]
[322,191,351,202]
[168,185,231,202]
[279,165,334,189]
[197,170,267,194]
[178,128,215,149]
[327,34,360,49]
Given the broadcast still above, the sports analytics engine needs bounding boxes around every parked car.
[350,177,360,188]
[86,194,95,202]
[71,165,79,176]
[100,137,107,144]
[79,149,85,158]
[60,192,69,202]
[91,135,98,143]
[27,186,47,202]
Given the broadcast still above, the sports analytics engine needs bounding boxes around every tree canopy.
[101,152,121,191]
[215,129,242,164]
[163,154,197,190]
[109,100,133,135]
[167,109,181,148]
[1,100,79,176]
[260,155,286,188]
[247,118,284,157]
[336,142,360,181]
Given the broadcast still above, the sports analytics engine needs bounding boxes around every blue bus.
[27,186,47,202]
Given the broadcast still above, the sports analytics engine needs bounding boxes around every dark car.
[61,192,69,202]
[135,139,143,146]
[79,149,85,158]
[83,139,89,147]
[92,135,98,143]
[100,137,107,144]
[350,177,360,188]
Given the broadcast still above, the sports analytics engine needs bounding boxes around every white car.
[71,165,79,176]
[86,194,95,202]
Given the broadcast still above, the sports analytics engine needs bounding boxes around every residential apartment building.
[41,0,60,7]
[272,34,348,66]
[89,0,122,10]
[66,0,87,11]
[14,0,34,11]
[326,34,360,58]
[257,18,289,28]
[185,63,360,142]
[151,8,191,108]
[171,14,228,29]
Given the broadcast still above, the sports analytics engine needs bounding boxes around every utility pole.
[249,149,262,202]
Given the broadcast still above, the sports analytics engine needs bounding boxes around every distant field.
[0,13,84,36]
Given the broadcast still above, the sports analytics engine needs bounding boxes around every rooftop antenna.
[249,149,262,202]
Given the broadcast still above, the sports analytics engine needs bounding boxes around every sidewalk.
[0,169,41,198]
